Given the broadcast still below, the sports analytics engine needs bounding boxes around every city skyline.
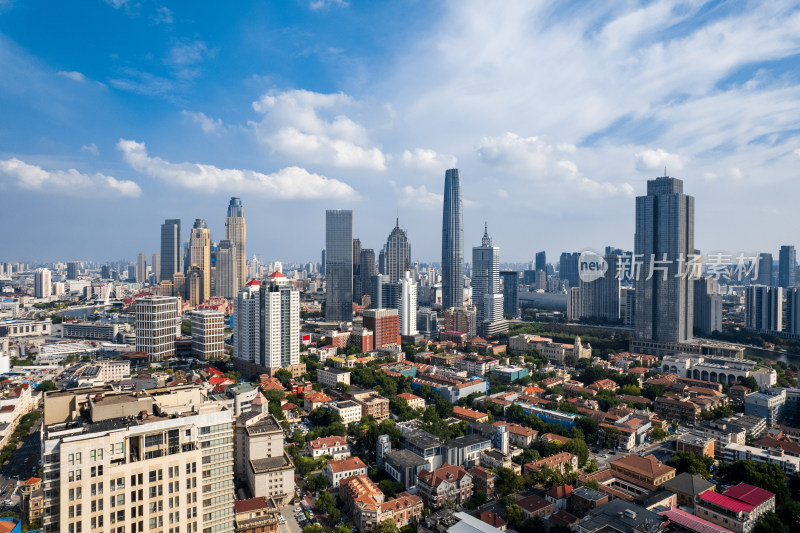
[2,3,800,262]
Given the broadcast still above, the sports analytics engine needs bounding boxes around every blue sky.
[2,0,800,264]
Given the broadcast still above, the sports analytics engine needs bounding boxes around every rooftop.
[385,449,428,469]
[663,473,715,497]
[611,453,675,479]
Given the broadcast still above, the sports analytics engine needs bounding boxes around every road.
[280,505,303,533]
[2,420,41,481]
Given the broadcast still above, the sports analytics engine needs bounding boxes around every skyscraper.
[160,219,182,283]
[500,270,519,318]
[398,271,418,336]
[325,210,353,321]
[358,248,377,306]
[34,268,51,298]
[260,273,300,369]
[779,245,796,288]
[785,288,800,335]
[234,280,262,364]
[383,219,411,283]
[694,277,722,335]
[353,238,362,303]
[634,176,695,343]
[472,224,506,336]
[136,252,146,284]
[134,296,179,362]
[225,197,247,292]
[754,252,773,286]
[744,285,782,332]
[191,310,224,360]
[578,254,621,321]
[559,253,580,288]
[151,252,160,283]
[442,169,464,311]
[215,239,237,299]
[188,218,211,304]
[66,261,80,280]
[535,251,546,273]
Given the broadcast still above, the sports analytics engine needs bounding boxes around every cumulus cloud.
[81,144,99,156]
[58,71,85,82]
[392,182,443,210]
[0,158,141,197]
[634,149,685,173]
[251,89,386,171]
[181,110,224,134]
[400,148,457,174]
[117,139,356,199]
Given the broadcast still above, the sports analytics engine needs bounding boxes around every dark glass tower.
[160,219,182,283]
[383,219,411,283]
[441,169,464,310]
[325,210,353,321]
[779,245,796,288]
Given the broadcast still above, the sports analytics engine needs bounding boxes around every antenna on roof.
[664,166,667,178]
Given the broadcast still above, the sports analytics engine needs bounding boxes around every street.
[280,505,303,533]
[0,419,42,504]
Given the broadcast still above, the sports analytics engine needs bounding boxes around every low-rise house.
[468,466,496,498]
[695,483,775,533]
[609,454,676,487]
[663,473,716,507]
[234,497,281,533]
[307,436,351,459]
[396,393,425,410]
[417,464,473,509]
[304,392,333,411]
[326,456,368,488]
[339,474,423,533]
[676,433,715,458]
[492,422,537,448]
[452,405,490,423]
[516,494,554,520]
[523,452,578,476]
[570,486,609,516]
[545,484,572,512]
[479,511,506,531]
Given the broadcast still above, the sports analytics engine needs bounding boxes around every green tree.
[650,427,668,441]
[584,459,598,473]
[304,526,326,533]
[274,369,293,386]
[496,467,525,496]
[620,384,641,396]
[668,451,713,478]
[754,511,789,533]
[376,519,399,533]
[505,505,524,529]
[378,479,405,498]
[35,380,57,392]
[564,438,589,466]
[739,376,760,392]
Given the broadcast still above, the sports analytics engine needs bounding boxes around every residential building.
[330,400,363,425]
[744,389,785,428]
[441,434,492,468]
[339,474,422,533]
[723,443,800,476]
[744,285,782,332]
[581,500,664,533]
[396,393,425,410]
[384,449,428,490]
[663,473,716,507]
[326,456,367,488]
[188,218,212,304]
[326,210,354,321]
[151,253,160,284]
[216,239,238,299]
[190,310,224,360]
[317,368,351,389]
[134,296,179,362]
[443,307,476,338]
[491,422,537,448]
[226,197,247,295]
[363,309,400,350]
[66,261,80,280]
[570,486,609,516]
[234,280,262,365]
[676,433,715,458]
[523,452,578,476]
[19,476,43,525]
[235,410,296,503]
[694,420,747,453]
[452,406,489,424]
[467,466,496,498]
[635,176,695,343]
[417,464,472,508]
[402,430,443,471]
[754,252,773,286]
[398,271,418,336]
[41,385,235,533]
[545,484,572,512]
[442,169,464,310]
[516,494,553,520]
[34,268,51,298]
[696,483,775,533]
[654,396,700,425]
[694,277,723,335]
[136,252,147,284]
[578,253,621,322]
[347,390,390,422]
[609,454,676,486]
[160,219,182,283]
[233,496,281,533]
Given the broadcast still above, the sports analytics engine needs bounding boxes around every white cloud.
[103,0,128,8]
[634,149,685,173]
[309,0,348,10]
[0,158,141,197]
[181,110,224,134]
[117,139,356,199]
[400,148,456,174]
[154,6,173,24]
[109,69,174,97]
[478,133,561,172]
[251,89,386,171]
[794,148,800,157]
[58,71,85,82]
[81,144,99,156]
[392,182,443,210]
[166,41,212,80]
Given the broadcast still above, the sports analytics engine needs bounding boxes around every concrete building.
[398,271,418,336]
[609,454,676,486]
[136,252,147,284]
[236,411,296,504]
[363,309,400,350]
[234,497,281,533]
[339,474,422,533]
[191,310,224,360]
[694,277,722,335]
[663,473,715,507]
[329,400,362,425]
[500,271,519,318]
[34,268,51,298]
[188,219,212,304]
[66,261,80,280]
[41,385,235,533]
[307,436,350,460]
[326,209,354,321]
[676,433,715,458]
[754,252,773,286]
[417,464,472,509]
[261,273,300,369]
[578,253,621,322]
[226,197,247,296]
[384,449,428,490]
[134,296,179,362]
[785,288,800,335]
[160,219,182,283]
[779,245,796,288]
[234,280,262,366]
[325,456,367,488]
[317,367,351,389]
[442,169,464,310]
[744,285,782,332]
[215,239,238,299]
[723,444,800,476]
[696,483,775,533]
[635,176,695,343]
[744,389,785,428]
[151,253,160,284]
[443,307,476,338]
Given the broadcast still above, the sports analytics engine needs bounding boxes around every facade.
[676,433,715,458]
[500,271,519,318]
[160,219,182,283]
[472,225,506,337]
[34,268,52,298]
[654,396,701,425]
[634,176,695,343]
[516,494,554,520]
[151,253,160,283]
[330,400,362,425]
[317,368,351,389]
[234,280,262,366]
[188,219,212,304]
[695,483,775,533]
[339,474,422,533]
[357,248,377,306]
[744,285,782,332]
[442,169,464,311]
[236,411,296,504]
[307,436,351,459]
[523,452,578,476]
[41,386,235,533]
[326,210,354,321]
[325,456,367,488]
[190,310,224,360]
[396,393,425,410]
[261,273,300,369]
[609,454,676,486]
[417,464,473,509]
[348,390,390,422]
[744,389,785,428]
[134,296,179,362]
[779,245,796,288]
[233,497,281,533]
[578,253,621,321]
[383,219,411,283]
[225,197,247,295]
[66,261,80,280]
[398,271,418,336]
[663,472,715,507]
[443,307,476,338]
[754,252,773,286]
[723,443,800,475]
[136,252,147,284]
[215,240,237,299]
[694,277,723,335]
[785,288,800,335]
[363,309,400,350]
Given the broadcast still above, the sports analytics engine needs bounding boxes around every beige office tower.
[134,296,179,362]
[136,253,147,284]
[172,273,186,301]
[151,253,161,284]
[191,310,224,360]
[34,268,52,298]
[187,266,204,307]
[225,198,247,292]
[215,240,237,300]
[40,385,235,533]
[188,219,211,304]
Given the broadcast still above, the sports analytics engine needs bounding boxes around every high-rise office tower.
[127,264,136,281]
[353,238,362,303]
[559,253,580,288]
[261,273,300,369]
[357,248,376,306]
[442,169,464,311]
[417,308,439,340]
[472,224,506,336]
[535,251,547,273]
[225,197,247,292]
[215,240,237,299]
[136,252,147,284]
[634,176,695,343]
[779,245,796,288]
[134,296,179,362]
[151,253,160,283]
[101,264,111,279]
[41,386,235,533]
[34,268,51,298]
[66,261,80,280]
[186,266,204,307]
[694,277,722,335]
[325,210,353,321]
[578,254,621,321]
[744,285,783,332]
[320,249,326,275]
[500,271,519,318]
[188,219,211,304]
[398,271,418,336]
[191,310,224,360]
[160,219,182,282]
[785,288,800,335]
[754,252,773,286]
[383,219,411,283]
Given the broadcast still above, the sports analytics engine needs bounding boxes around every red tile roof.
[546,484,572,500]
[268,272,286,278]
[479,511,507,528]
[698,491,755,513]
[309,436,348,450]
[722,483,775,507]
[234,497,274,513]
[245,279,262,286]
[517,494,552,514]
[328,456,366,474]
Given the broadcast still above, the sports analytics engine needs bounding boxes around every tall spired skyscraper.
[634,176,695,343]
[472,224,505,337]
[225,197,247,290]
[441,169,464,310]
[160,219,182,283]
[188,219,212,304]
[383,219,411,283]
[325,210,353,321]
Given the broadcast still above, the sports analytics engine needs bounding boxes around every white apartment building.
[191,310,224,360]
[40,385,234,533]
[35,268,52,299]
[234,281,262,364]
[399,271,418,336]
[330,401,362,425]
[723,443,800,476]
[317,368,351,389]
[134,296,179,362]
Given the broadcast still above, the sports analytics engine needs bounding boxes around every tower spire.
[482,222,492,246]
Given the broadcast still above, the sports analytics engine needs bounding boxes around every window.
[149,469,163,482]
